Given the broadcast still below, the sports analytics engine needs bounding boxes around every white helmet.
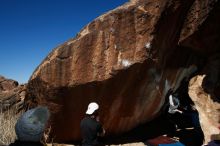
[86,102,99,115]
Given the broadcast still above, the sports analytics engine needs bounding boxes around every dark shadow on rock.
[8,140,43,146]
[101,111,204,146]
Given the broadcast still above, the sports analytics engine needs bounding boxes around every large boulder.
[26,0,220,143]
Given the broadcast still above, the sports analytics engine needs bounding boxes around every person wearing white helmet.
[80,102,105,146]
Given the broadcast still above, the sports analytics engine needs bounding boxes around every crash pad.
[146,136,185,146]
[159,142,185,146]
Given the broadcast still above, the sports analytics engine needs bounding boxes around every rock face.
[0,75,18,92]
[0,75,26,112]
[26,0,220,143]
[189,75,220,144]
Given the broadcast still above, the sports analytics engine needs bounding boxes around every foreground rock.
[26,0,220,144]
[189,75,220,144]
[15,106,50,142]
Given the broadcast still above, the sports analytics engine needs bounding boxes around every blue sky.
[0,0,128,84]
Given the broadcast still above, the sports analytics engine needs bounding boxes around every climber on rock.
[164,89,184,130]
[80,102,105,146]
[168,92,183,114]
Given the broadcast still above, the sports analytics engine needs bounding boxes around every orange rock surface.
[26,0,220,143]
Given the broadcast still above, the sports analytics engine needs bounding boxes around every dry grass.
[42,125,53,145]
[0,108,22,145]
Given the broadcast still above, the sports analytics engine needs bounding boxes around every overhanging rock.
[26,0,220,143]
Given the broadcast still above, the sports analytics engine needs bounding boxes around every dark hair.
[92,109,99,116]
[173,92,178,97]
